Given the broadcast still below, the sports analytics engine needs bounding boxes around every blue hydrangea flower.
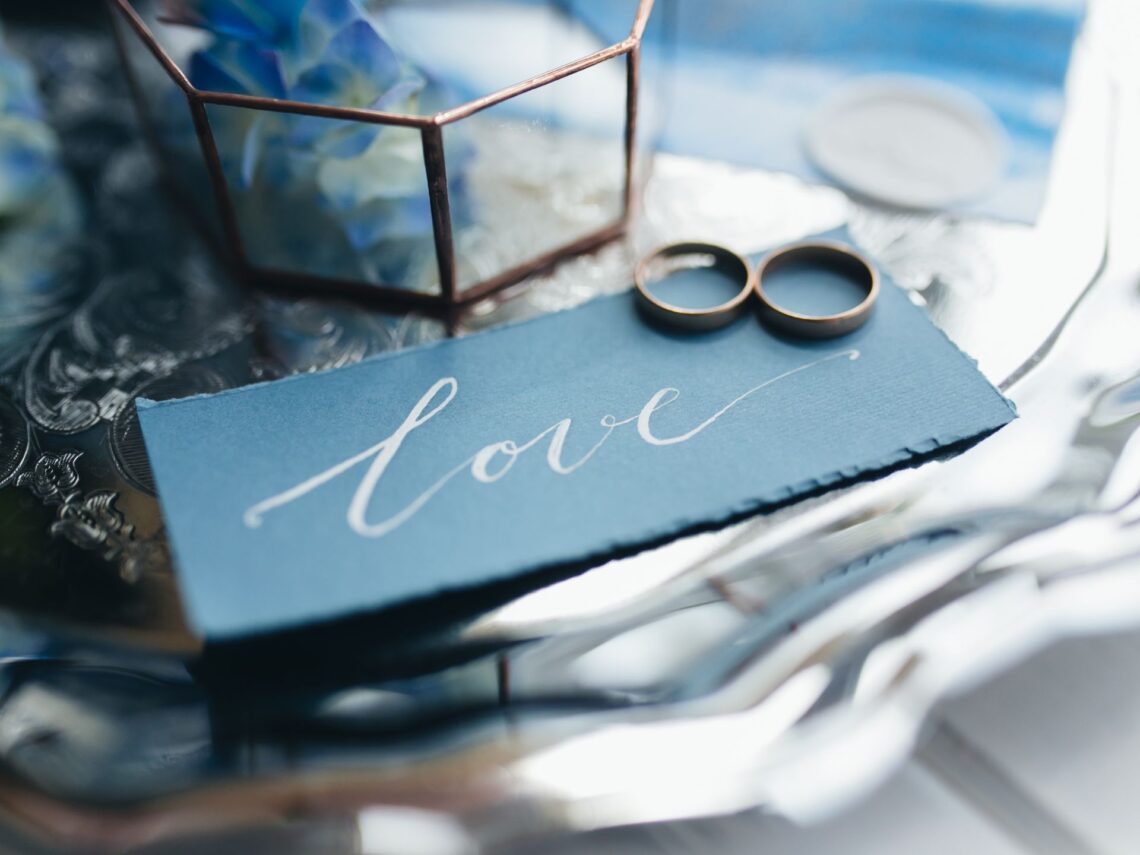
[0,25,59,216]
[0,21,82,366]
[176,0,466,288]
[173,0,308,49]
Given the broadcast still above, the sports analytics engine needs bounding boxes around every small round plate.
[803,75,1009,210]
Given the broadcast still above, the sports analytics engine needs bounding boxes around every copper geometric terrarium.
[105,0,660,319]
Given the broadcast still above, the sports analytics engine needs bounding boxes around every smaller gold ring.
[753,240,879,339]
[635,242,754,331]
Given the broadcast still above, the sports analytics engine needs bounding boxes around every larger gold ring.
[635,242,754,331]
[753,240,879,339]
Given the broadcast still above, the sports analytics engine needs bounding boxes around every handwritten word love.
[244,350,860,538]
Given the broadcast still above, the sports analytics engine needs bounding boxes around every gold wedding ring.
[753,240,879,339]
[634,242,754,331]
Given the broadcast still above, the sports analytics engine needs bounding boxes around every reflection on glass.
[444,56,628,291]
[373,0,624,115]
[205,104,441,291]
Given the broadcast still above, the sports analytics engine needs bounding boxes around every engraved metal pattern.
[15,449,167,582]
[21,267,251,435]
[0,392,31,489]
[108,364,231,495]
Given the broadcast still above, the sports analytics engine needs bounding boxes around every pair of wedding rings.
[634,240,879,338]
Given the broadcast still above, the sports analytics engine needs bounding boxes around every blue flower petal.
[291,62,356,103]
[0,118,58,216]
[239,113,270,187]
[283,109,380,159]
[325,19,400,92]
[372,76,424,112]
[190,41,287,98]
[301,0,359,32]
[194,3,266,42]
[189,47,249,94]
[338,196,434,248]
[0,52,43,120]
[0,23,82,334]
[191,0,308,47]
[318,124,382,158]
[180,0,469,264]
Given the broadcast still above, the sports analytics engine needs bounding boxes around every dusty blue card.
[139,271,1014,639]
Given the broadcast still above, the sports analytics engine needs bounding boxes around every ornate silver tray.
[0,2,1137,852]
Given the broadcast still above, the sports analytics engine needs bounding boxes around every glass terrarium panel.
[203,104,441,292]
[108,5,223,246]
[369,0,620,115]
[138,0,626,118]
[444,54,628,293]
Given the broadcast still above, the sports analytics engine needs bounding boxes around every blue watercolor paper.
[569,0,1084,223]
[139,264,1014,639]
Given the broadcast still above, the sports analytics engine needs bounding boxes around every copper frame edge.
[456,220,628,305]
[187,95,251,269]
[247,267,450,315]
[108,0,194,92]
[631,0,658,41]
[434,39,636,125]
[115,0,636,130]
[623,46,640,218]
[197,90,434,128]
[421,125,458,303]
[247,218,627,318]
